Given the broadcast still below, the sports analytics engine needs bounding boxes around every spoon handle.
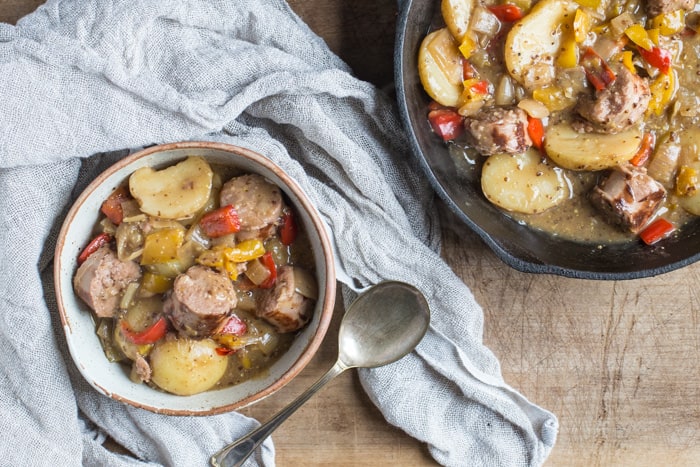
[210,360,349,467]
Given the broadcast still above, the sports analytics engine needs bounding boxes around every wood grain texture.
[440,204,700,467]
[5,0,700,466]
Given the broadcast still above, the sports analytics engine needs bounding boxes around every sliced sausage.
[219,174,284,235]
[575,66,651,134]
[646,0,694,17]
[464,106,532,156]
[257,266,314,333]
[73,245,141,318]
[589,165,666,233]
[163,265,237,338]
[132,354,152,383]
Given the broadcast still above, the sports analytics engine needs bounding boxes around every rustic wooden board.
[6,0,700,465]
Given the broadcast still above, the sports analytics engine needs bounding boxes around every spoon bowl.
[211,281,430,467]
[338,281,431,368]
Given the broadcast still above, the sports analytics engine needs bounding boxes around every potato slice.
[442,0,476,42]
[149,337,228,396]
[129,156,213,220]
[544,123,642,171]
[481,149,572,214]
[504,0,578,90]
[418,28,463,107]
[673,129,700,214]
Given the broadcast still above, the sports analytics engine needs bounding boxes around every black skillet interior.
[394,0,700,280]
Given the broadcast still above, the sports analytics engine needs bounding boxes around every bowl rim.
[54,140,336,415]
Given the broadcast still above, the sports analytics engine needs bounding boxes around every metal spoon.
[210,280,430,467]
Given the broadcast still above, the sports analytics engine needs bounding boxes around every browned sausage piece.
[589,165,666,233]
[219,174,284,233]
[163,265,237,338]
[132,354,152,383]
[257,266,314,333]
[73,245,141,318]
[464,106,533,156]
[574,66,651,134]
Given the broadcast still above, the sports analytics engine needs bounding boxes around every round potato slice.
[481,149,572,214]
[149,337,227,396]
[418,28,463,107]
[442,0,476,42]
[544,123,642,171]
[129,156,213,220]
[504,0,578,90]
[674,129,700,214]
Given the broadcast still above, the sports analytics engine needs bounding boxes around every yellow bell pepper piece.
[647,28,660,46]
[614,50,636,74]
[650,10,685,36]
[557,35,579,68]
[140,228,185,265]
[676,165,698,196]
[573,9,592,43]
[458,35,477,59]
[225,239,265,263]
[647,69,677,116]
[573,0,600,8]
[140,271,174,294]
[222,256,239,281]
[532,86,576,112]
[624,24,654,51]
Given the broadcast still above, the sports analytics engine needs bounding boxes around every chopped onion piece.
[518,98,550,118]
[121,199,146,223]
[609,13,635,39]
[120,282,139,310]
[647,137,682,188]
[495,75,515,106]
[99,218,117,235]
[186,223,212,251]
[293,267,318,300]
[245,258,271,286]
[470,6,500,37]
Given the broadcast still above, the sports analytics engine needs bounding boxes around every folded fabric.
[0,0,558,465]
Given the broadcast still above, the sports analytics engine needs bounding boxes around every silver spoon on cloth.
[210,280,431,467]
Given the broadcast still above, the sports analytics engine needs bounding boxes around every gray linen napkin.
[0,0,558,465]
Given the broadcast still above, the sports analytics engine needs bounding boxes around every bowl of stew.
[54,141,336,415]
[396,0,700,279]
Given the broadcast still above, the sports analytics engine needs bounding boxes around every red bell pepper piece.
[630,132,655,167]
[581,47,616,91]
[428,108,465,142]
[120,316,168,345]
[527,116,545,151]
[218,314,247,336]
[77,232,112,265]
[199,205,241,238]
[468,79,490,95]
[100,186,131,226]
[488,4,524,22]
[259,252,277,289]
[216,347,236,356]
[280,210,297,245]
[638,46,672,74]
[639,218,675,245]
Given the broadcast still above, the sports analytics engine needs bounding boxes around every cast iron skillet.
[394,0,700,280]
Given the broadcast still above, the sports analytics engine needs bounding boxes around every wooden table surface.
[6,1,700,466]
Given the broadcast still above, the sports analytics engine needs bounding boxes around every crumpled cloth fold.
[0,0,558,465]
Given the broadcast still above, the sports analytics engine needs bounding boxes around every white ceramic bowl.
[54,141,336,415]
